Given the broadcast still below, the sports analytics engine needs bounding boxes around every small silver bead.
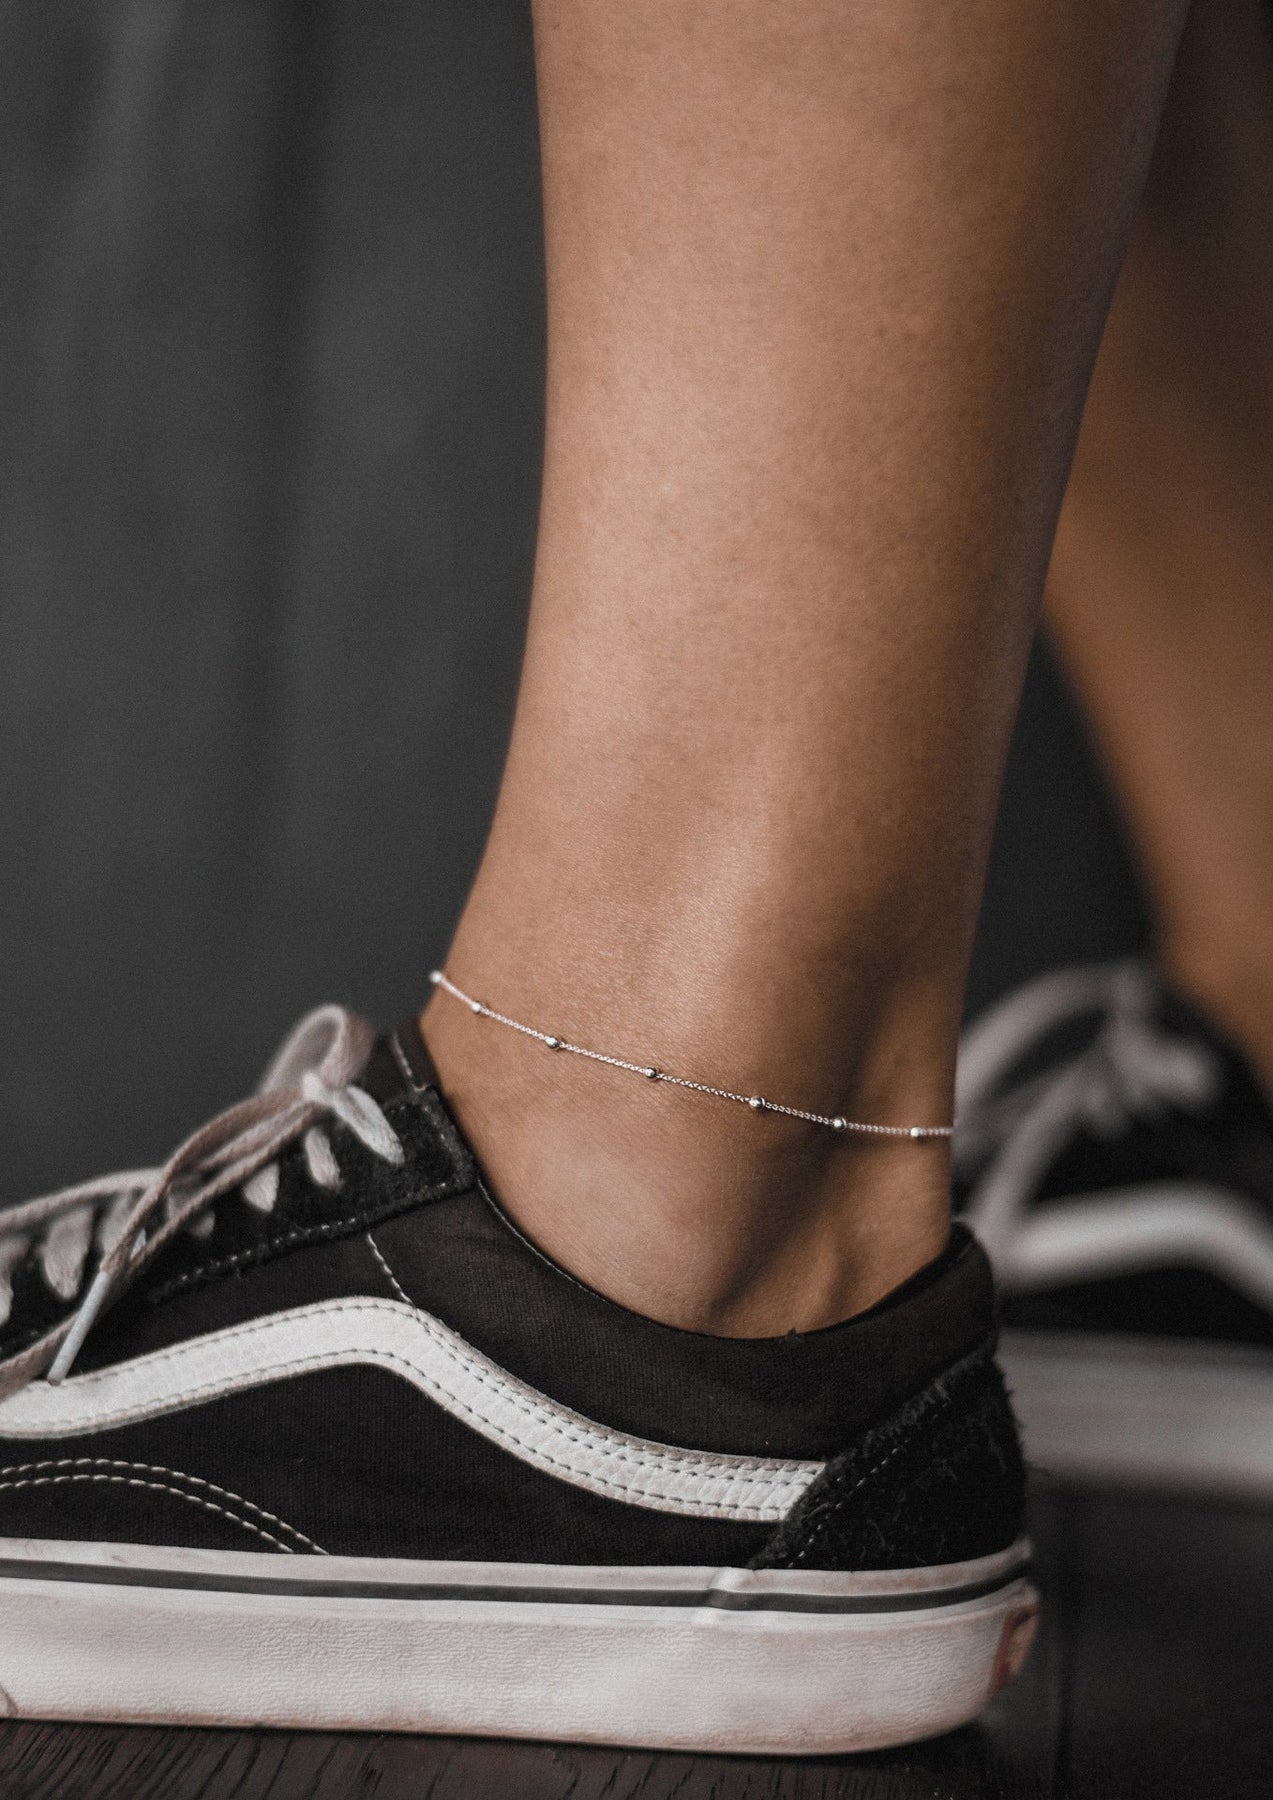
[910,1126,924,1139]
[544,1035,562,1050]
[832,1116,847,1132]
[429,969,442,985]
[747,1096,766,1112]
[643,1066,660,1080]
[469,1000,484,1015]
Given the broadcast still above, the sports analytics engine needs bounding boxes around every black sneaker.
[0,1007,1035,1753]
[956,960,1273,1497]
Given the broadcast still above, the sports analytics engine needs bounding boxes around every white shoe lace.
[0,1006,403,1391]
[954,961,1221,1264]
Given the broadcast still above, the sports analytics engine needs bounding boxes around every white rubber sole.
[0,1535,1038,1754]
[1002,1328,1273,1498]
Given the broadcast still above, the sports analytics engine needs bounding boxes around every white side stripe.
[0,1299,823,1521]
[992,1185,1273,1311]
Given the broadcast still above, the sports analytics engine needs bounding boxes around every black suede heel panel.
[751,1341,1025,1571]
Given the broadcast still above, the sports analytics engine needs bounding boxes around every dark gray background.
[0,0,1146,1202]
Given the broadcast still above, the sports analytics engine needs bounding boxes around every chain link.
[429,970,953,1140]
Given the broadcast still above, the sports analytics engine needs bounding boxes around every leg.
[0,0,1205,1747]
[1047,0,1273,1089]
[423,0,1191,1334]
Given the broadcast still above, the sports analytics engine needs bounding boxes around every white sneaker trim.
[0,1533,1039,1752]
[989,1185,1273,1311]
[0,1298,823,1521]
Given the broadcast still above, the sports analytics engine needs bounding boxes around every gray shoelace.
[954,960,1220,1263]
[0,1006,403,1393]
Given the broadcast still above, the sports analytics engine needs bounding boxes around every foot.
[0,1007,1035,1751]
[956,959,1273,1497]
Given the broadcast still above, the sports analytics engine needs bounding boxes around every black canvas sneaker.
[0,1007,1036,1753]
[956,959,1273,1497]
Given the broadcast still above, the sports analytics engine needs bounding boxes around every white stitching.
[27,1310,817,1490]
[365,1235,414,1308]
[390,1032,426,1093]
[0,1473,314,1553]
[31,1348,795,1516]
[149,1117,472,1304]
[0,1457,325,1554]
[1,1302,818,1515]
[792,1440,909,1567]
[24,1302,809,1484]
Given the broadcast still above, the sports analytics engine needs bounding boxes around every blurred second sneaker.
[956,959,1273,1497]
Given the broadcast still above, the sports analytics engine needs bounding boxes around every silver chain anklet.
[429,970,954,1140]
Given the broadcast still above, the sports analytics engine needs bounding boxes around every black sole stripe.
[0,1556,1030,1615]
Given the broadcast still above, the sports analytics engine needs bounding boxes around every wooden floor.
[1,1480,1269,1799]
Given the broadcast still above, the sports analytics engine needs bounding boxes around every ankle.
[420,977,951,1337]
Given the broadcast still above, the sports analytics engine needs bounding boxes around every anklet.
[429,970,954,1140]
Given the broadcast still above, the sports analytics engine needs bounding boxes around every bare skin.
[1048,0,1273,1093]
[423,0,1191,1336]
